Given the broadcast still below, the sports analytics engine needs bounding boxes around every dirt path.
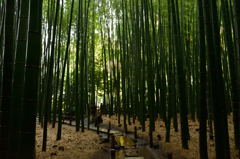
[36,116,164,159]
[36,114,239,159]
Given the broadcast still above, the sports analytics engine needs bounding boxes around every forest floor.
[102,114,239,159]
[35,124,109,159]
[35,114,238,159]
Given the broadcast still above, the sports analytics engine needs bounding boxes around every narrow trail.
[62,117,163,159]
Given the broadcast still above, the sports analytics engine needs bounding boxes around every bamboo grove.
[0,0,240,159]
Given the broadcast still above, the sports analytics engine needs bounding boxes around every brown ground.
[35,124,109,159]
[35,115,238,159]
[102,115,239,159]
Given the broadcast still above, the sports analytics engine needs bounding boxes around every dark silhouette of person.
[95,114,103,127]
